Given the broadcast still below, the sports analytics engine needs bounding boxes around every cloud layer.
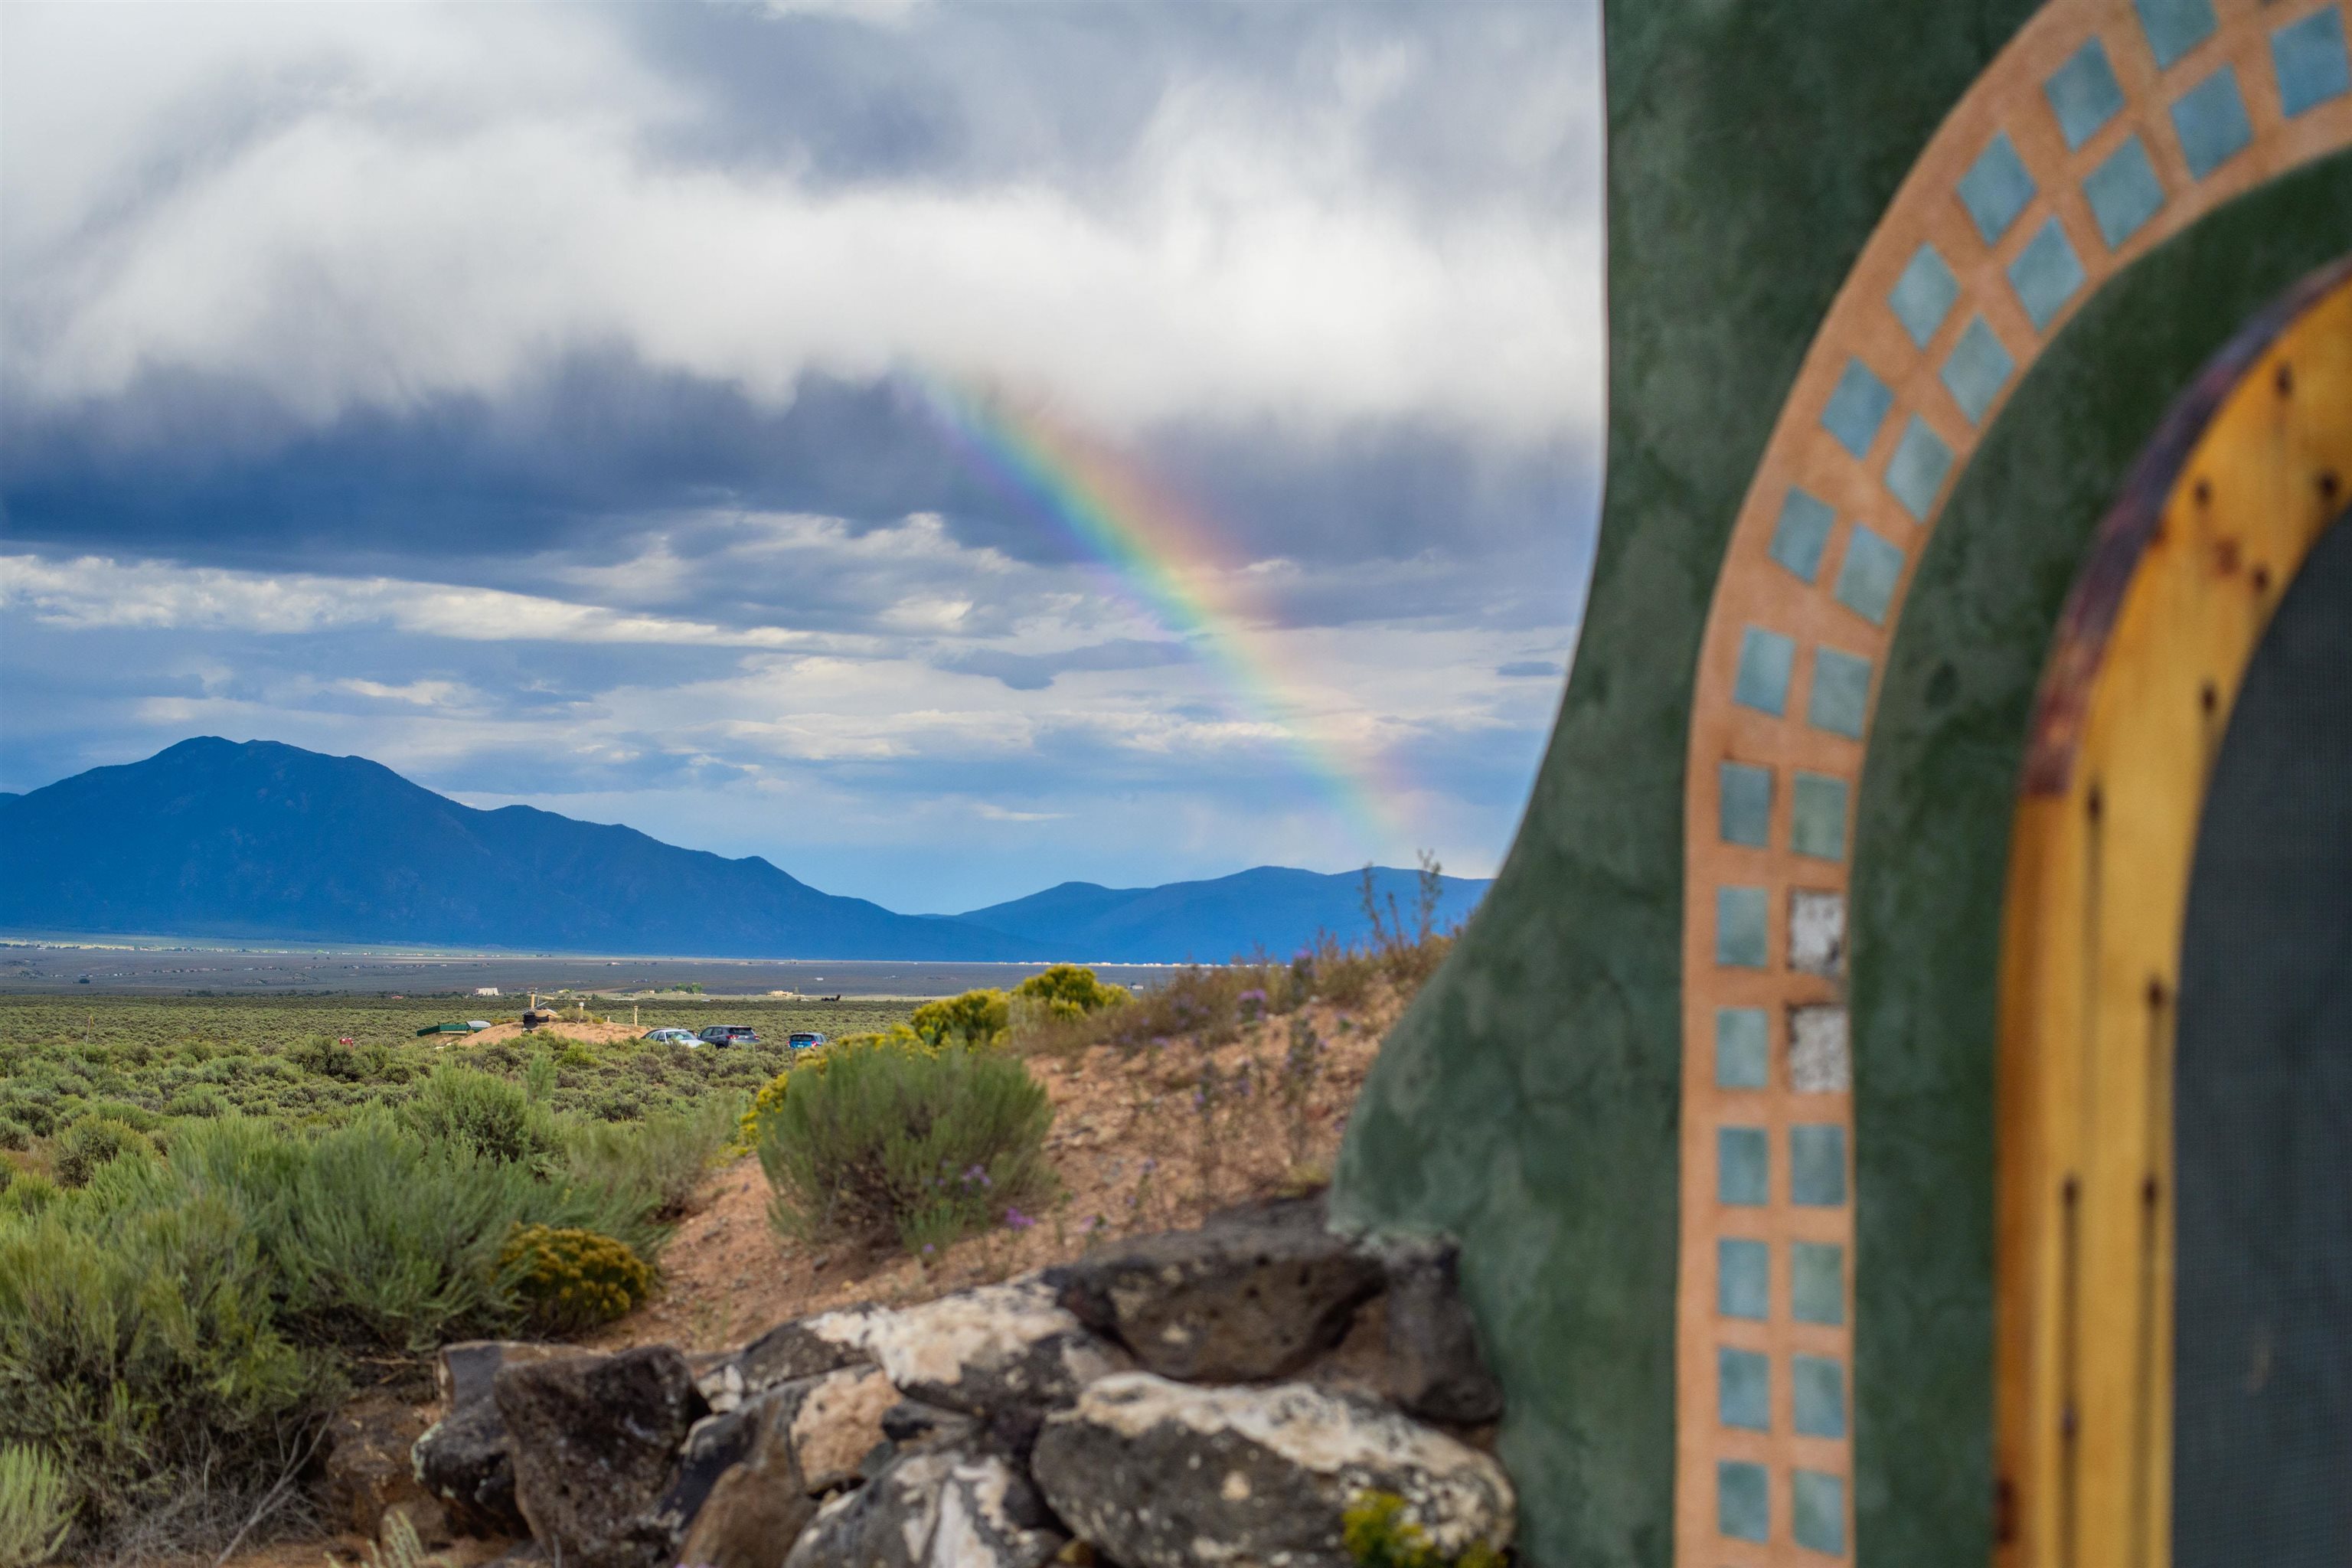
[0,1,1603,910]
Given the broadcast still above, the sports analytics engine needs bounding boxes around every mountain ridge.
[0,739,1488,962]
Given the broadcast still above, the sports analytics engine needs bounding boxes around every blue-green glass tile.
[1769,488,1837,582]
[1957,132,2036,243]
[1719,1125,1769,1206]
[1790,772,1849,862]
[1887,244,1959,348]
[1793,1355,1847,1439]
[2275,8,2350,118]
[2083,136,2167,250]
[2007,217,2086,332]
[1790,1124,1847,1206]
[1719,1347,1771,1431]
[1733,626,1796,715]
[1793,1470,1847,1556]
[1832,524,1905,625]
[1717,886,1769,970]
[1808,648,1873,740]
[1719,1461,1769,1544]
[1719,761,1773,848]
[1717,1007,1769,1089]
[1821,359,1893,459]
[2045,38,2126,150]
[2136,0,2218,70]
[1792,1241,1845,1324]
[1940,316,2015,426]
[1720,1238,1770,1319]
[1886,416,1955,520]
[2171,65,2252,179]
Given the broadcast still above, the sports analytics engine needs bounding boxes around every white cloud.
[0,553,821,648]
[2,4,1599,444]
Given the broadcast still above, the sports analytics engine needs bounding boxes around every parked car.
[786,1031,826,1051]
[642,1027,701,1047]
[697,1024,760,1047]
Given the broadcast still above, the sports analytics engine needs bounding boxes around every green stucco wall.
[1331,4,2040,1563]
[1849,153,2352,1568]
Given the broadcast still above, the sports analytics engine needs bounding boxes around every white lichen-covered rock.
[781,1447,1066,1568]
[802,1277,1129,1418]
[1031,1373,1514,1568]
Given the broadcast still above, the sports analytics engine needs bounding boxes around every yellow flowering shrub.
[499,1224,653,1334]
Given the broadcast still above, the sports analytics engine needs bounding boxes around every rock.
[804,1277,1129,1420]
[1031,1374,1514,1568]
[495,1344,702,1568]
[1374,1241,1504,1425]
[697,1316,874,1413]
[1047,1196,1383,1382]
[324,1393,446,1543]
[414,1396,528,1538]
[436,1340,582,1410]
[655,1364,894,1565]
[782,1446,1066,1568]
[788,1364,897,1491]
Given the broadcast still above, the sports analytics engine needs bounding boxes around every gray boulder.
[697,1315,875,1413]
[416,1342,590,1539]
[782,1445,1066,1568]
[495,1344,702,1568]
[413,1396,527,1539]
[802,1277,1129,1421]
[1374,1240,1504,1426]
[1031,1373,1514,1568]
[1047,1196,1383,1382]
[658,1364,896,1566]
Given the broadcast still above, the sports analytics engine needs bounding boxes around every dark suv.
[696,1024,760,1047]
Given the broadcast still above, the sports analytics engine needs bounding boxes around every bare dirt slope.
[591,985,1404,1353]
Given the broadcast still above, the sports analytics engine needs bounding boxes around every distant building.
[474,986,500,997]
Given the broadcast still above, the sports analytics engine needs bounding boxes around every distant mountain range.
[0,739,1488,962]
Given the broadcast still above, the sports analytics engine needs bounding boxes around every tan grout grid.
[1670,2,2352,1560]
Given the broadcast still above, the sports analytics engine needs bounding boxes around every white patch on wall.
[1788,1004,1851,1093]
[1788,889,1846,978]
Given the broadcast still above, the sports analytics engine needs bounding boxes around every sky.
[0,1,1606,913]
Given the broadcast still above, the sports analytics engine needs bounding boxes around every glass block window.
[2045,38,2125,149]
[2008,217,2086,331]
[2273,7,2350,118]
[1833,524,1906,623]
[1734,627,1797,715]
[1808,648,1873,740]
[1886,416,1955,520]
[1769,488,1838,582]
[1716,1007,1770,1089]
[1790,771,1849,861]
[1793,1469,1847,1556]
[1719,1461,1770,1544]
[1790,1124,1848,1207]
[1956,132,2036,243]
[1940,316,2016,426]
[1792,1242,1846,1325]
[2171,65,2252,179]
[1821,359,1894,459]
[1719,761,1773,848]
[1720,1346,1772,1430]
[1717,885,1769,969]
[1793,1354,1847,1439]
[1720,1125,1770,1206]
[1720,1238,1771,1319]
[2135,0,2218,70]
[1887,244,1959,348]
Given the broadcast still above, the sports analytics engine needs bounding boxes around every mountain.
[0,738,1494,961]
[0,738,1028,959]
[957,864,1490,963]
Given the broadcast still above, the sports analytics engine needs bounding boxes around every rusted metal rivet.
[2322,470,2342,504]
[2200,681,2218,715]
[2141,1175,2160,1205]
[2146,976,2167,1008]
[2194,478,2212,505]
[2253,564,2272,594]
[2275,361,2294,396]
[2063,1174,2081,1204]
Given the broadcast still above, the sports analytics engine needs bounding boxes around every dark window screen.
[2173,508,2352,1567]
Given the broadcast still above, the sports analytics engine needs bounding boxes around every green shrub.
[500,1224,654,1332]
[0,1178,55,1219]
[909,989,1011,1049]
[756,1038,1054,1253]
[0,1443,73,1567]
[163,1086,228,1119]
[0,1194,335,1548]
[49,1118,156,1189]
[565,1097,739,1222]
[401,1065,559,1168]
[1013,964,1129,1019]
[0,1122,28,1154]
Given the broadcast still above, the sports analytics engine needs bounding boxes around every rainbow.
[907,372,1397,846]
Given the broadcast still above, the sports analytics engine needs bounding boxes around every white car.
[642,1027,701,1047]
